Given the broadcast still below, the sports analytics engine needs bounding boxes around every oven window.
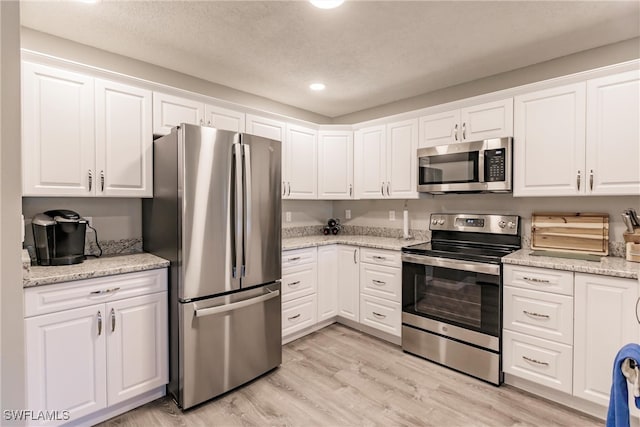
[402,263,500,336]
[419,152,479,185]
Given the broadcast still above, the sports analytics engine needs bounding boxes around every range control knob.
[508,221,516,229]
[498,220,506,229]
[431,218,438,226]
[437,219,445,225]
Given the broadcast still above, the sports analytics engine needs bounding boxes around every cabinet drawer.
[281,263,317,302]
[360,263,401,302]
[282,247,317,269]
[24,269,168,317]
[503,330,573,394]
[504,265,573,296]
[282,294,317,337]
[360,294,401,337]
[360,248,401,268]
[504,286,573,345]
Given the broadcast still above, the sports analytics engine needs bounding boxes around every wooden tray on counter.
[531,212,609,256]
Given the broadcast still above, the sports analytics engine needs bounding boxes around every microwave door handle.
[233,143,244,280]
[242,144,252,278]
[478,150,485,184]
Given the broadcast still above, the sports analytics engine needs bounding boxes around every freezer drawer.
[176,283,281,409]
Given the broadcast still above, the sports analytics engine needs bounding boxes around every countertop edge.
[282,236,424,252]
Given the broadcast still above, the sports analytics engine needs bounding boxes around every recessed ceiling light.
[310,0,344,10]
[309,83,326,91]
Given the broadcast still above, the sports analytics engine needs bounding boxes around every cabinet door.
[285,124,317,199]
[246,114,286,196]
[386,119,418,199]
[106,292,168,405]
[317,131,353,199]
[204,104,245,132]
[95,79,153,197]
[25,304,107,420]
[460,98,513,142]
[22,62,95,196]
[574,273,640,407]
[317,245,338,322]
[337,245,360,322]
[586,70,640,196]
[418,109,460,147]
[354,125,387,199]
[152,92,203,135]
[513,83,586,196]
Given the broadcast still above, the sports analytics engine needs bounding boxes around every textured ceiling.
[20,1,640,118]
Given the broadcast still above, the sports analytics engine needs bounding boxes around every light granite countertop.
[23,253,170,288]
[283,235,426,251]
[503,249,640,279]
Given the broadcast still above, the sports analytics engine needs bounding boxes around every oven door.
[402,254,501,347]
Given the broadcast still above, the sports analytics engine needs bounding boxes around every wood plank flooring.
[98,324,602,427]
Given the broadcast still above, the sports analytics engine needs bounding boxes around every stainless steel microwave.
[417,137,512,194]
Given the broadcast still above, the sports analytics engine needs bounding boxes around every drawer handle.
[287,281,301,287]
[288,313,301,321]
[110,308,116,332]
[523,310,550,319]
[373,256,387,261]
[372,279,386,286]
[522,356,549,367]
[288,257,301,262]
[97,311,102,336]
[90,287,121,295]
[522,276,550,284]
[372,312,386,319]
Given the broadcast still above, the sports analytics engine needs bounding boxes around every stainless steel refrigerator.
[142,124,282,410]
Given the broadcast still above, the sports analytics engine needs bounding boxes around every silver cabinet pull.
[523,310,550,319]
[522,356,549,366]
[207,121,211,126]
[386,182,390,197]
[453,124,458,141]
[349,184,353,197]
[199,118,204,126]
[353,249,358,264]
[372,279,386,286]
[462,122,466,140]
[88,170,93,192]
[381,182,385,197]
[100,170,105,192]
[110,308,116,332]
[522,276,550,284]
[636,297,639,324]
[287,281,301,287]
[282,181,286,196]
[288,256,301,262]
[97,311,102,336]
[89,287,121,295]
[287,182,291,196]
[372,312,386,319]
[373,255,387,261]
[288,313,301,321]
[577,170,581,190]
[589,169,594,191]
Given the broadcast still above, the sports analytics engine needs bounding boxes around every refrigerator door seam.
[242,144,252,278]
[233,143,244,280]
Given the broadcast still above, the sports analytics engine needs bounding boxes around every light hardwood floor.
[98,324,602,426]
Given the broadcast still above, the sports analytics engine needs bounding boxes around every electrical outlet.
[345,209,351,220]
[285,212,292,223]
[84,216,93,233]
[389,210,395,221]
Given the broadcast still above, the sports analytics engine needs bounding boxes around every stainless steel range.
[401,213,521,385]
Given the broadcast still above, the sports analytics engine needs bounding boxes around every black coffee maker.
[32,210,87,266]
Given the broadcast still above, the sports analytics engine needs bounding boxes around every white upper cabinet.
[284,124,318,199]
[95,79,153,197]
[355,120,418,199]
[585,70,640,196]
[204,104,245,133]
[246,114,285,141]
[513,83,586,197]
[152,92,203,135]
[22,62,95,196]
[317,130,353,199]
[419,98,513,147]
[22,62,153,197]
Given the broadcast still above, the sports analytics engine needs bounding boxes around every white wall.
[1,0,25,415]
[282,200,333,227]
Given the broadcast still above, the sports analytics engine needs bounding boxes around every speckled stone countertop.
[503,249,640,279]
[283,235,426,252]
[23,253,170,288]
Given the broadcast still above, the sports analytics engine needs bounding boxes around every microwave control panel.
[484,149,506,182]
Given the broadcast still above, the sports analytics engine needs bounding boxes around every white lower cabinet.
[337,245,360,322]
[24,269,168,426]
[360,294,401,336]
[281,247,318,342]
[317,245,339,322]
[282,294,317,337]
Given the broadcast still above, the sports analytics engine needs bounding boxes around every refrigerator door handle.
[233,143,244,279]
[194,289,280,318]
[242,144,252,278]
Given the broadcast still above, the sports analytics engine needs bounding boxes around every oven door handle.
[401,254,500,276]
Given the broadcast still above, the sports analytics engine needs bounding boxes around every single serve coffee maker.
[32,209,87,266]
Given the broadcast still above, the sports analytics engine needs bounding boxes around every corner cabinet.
[354,119,418,199]
[22,62,153,197]
[24,269,168,426]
